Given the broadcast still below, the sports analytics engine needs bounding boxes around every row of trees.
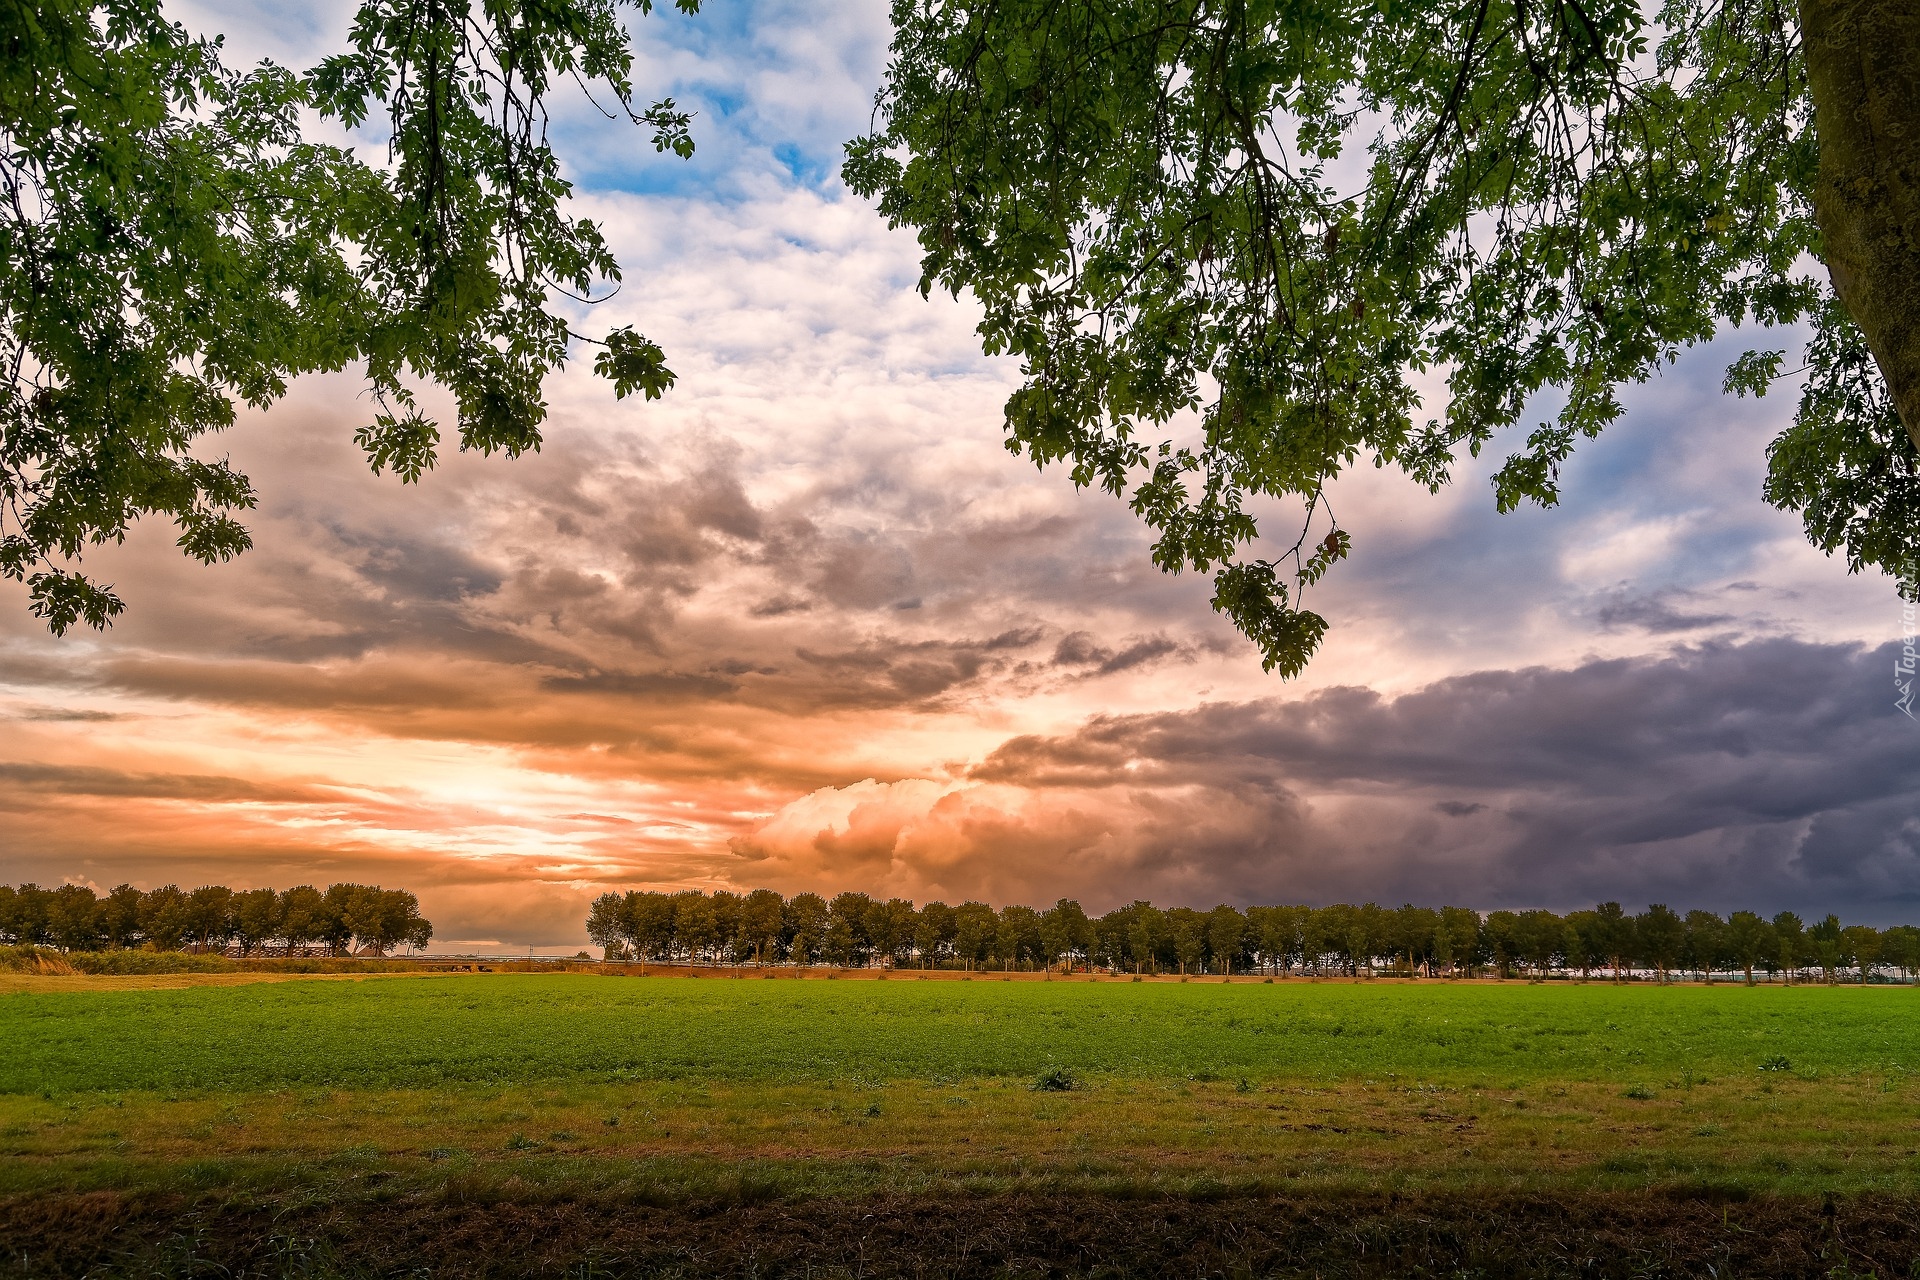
[588,891,1920,985]
[0,882,432,956]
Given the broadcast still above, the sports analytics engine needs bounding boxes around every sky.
[4,1,1918,948]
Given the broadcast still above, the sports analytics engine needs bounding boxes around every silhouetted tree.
[995,904,1044,971]
[1635,905,1684,982]
[1883,926,1920,981]
[1841,924,1880,984]
[46,885,100,952]
[587,893,624,959]
[1516,909,1562,978]
[1727,911,1775,985]
[279,886,328,955]
[1301,905,1343,977]
[138,885,192,951]
[1591,903,1634,981]
[1167,908,1208,975]
[673,892,720,963]
[952,901,995,971]
[233,888,284,956]
[1809,913,1846,984]
[1483,911,1522,979]
[863,897,916,968]
[1438,907,1483,978]
[1041,898,1093,973]
[1254,905,1303,977]
[99,884,145,949]
[316,885,361,956]
[913,901,956,969]
[1206,905,1247,976]
[739,889,785,965]
[623,892,677,961]
[1772,911,1807,983]
[828,892,874,967]
[1091,906,1133,972]
[1563,910,1602,980]
[1683,910,1729,982]
[1393,905,1440,977]
[1128,903,1168,975]
[711,891,746,962]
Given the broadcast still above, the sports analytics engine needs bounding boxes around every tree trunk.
[1802,0,1920,444]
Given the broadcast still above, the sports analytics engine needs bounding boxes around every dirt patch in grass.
[4,1187,1918,1278]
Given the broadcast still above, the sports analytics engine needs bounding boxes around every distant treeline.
[589,890,1920,984]
[0,883,432,956]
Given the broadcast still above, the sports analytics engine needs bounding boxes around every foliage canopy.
[845,0,1920,672]
[1,0,693,630]
[9,0,1918,671]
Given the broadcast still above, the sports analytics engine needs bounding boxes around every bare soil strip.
[4,1189,1918,1278]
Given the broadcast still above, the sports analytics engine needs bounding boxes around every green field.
[4,972,1917,1092]
[3,973,1918,1277]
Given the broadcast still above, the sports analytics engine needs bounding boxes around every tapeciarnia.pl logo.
[1899,562,1917,720]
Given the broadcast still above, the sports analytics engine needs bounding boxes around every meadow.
[4,972,1918,1277]
[4,971,1919,1093]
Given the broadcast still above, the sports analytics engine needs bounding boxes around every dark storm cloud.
[964,639,1920,919]
[792,627,1053,706]
[225,526,567,667]
[1593,587,1739,634]
[749,594,813,617]
[1051,631,1186,676]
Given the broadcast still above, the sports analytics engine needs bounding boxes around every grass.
[0,972,1915,1197]
[5,1065,1917,1196]
[4,972,1916,1093]
[2,973,1917,1276]
[0,974,1912,1274]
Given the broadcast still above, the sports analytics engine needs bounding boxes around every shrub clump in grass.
[1759,1054,1792,1072]
[1032,1066,1079,1092]
[1622,1083,1654,1100]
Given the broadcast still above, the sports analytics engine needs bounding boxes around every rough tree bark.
[1802,0,1920,445]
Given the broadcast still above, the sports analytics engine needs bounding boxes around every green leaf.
[27,569,126,635]
[1725,349,1786,398]
[354,409,441,484]
[595,328,677,401]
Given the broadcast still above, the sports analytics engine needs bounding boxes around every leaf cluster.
[1,0,693,629]
[1758,297,1920,598]
[848,0,1833,672]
